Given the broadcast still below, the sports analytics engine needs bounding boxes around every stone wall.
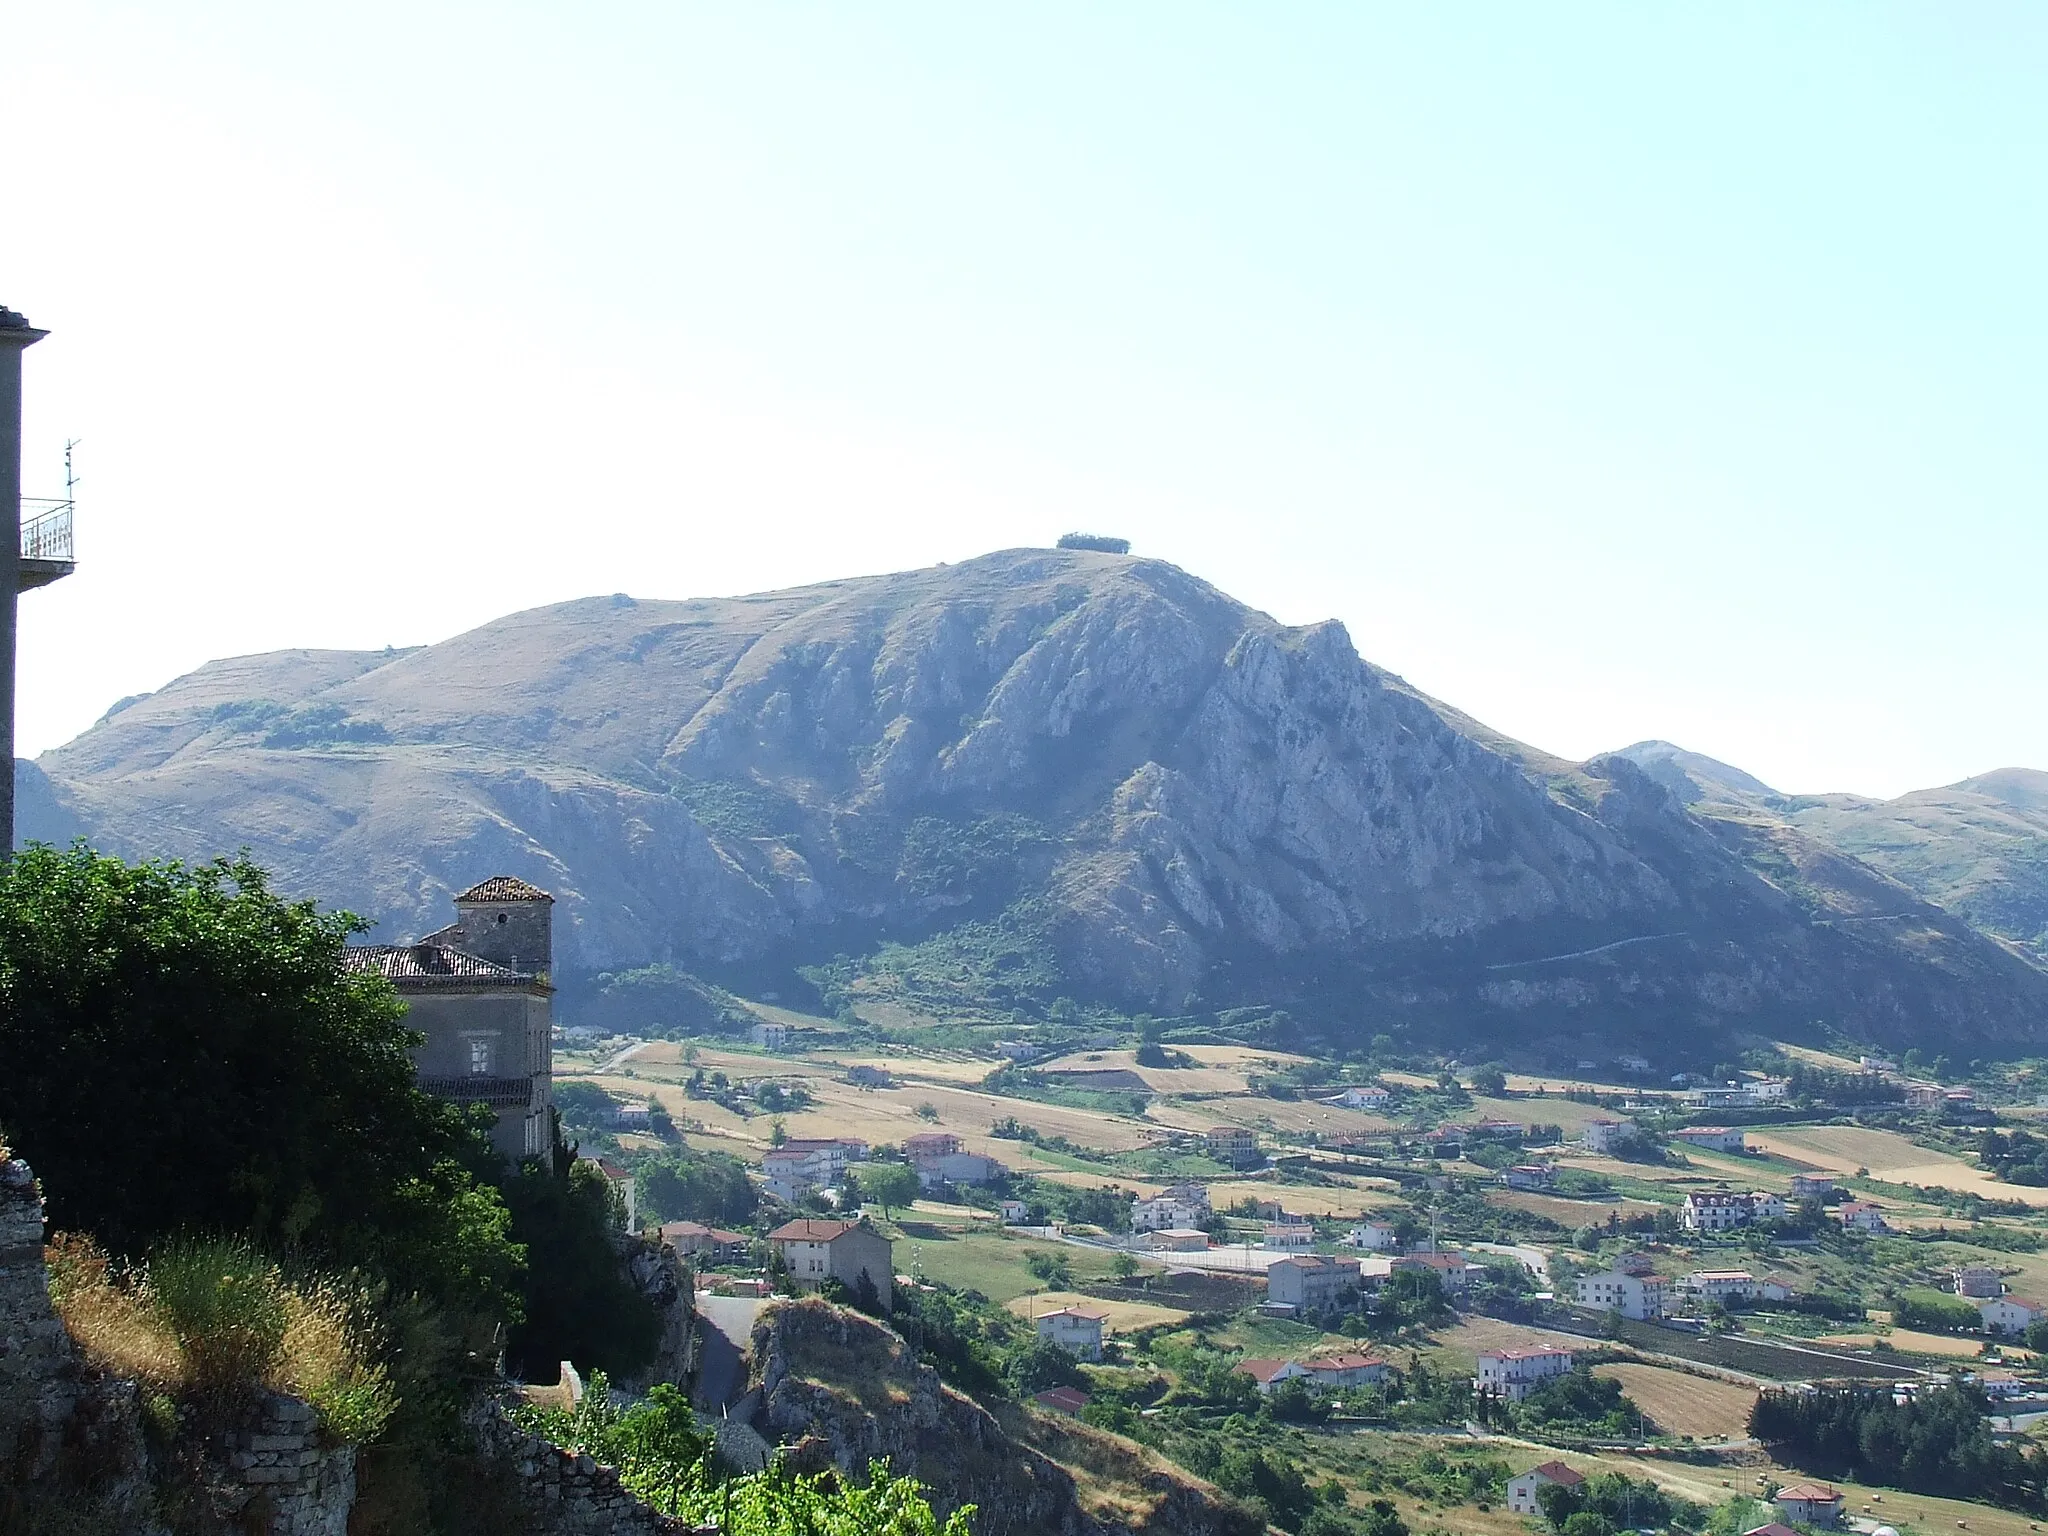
[0,1148,161,1533]
[209,1392,357,1536]
[466,1397,707,1536]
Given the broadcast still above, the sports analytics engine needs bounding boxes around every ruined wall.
[209,1392,357,1536]
[466,1398,702,1536]
[0,1148,162,1533]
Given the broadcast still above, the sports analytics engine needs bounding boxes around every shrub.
[1055,533,1131,553]
[45,1233,397,1443]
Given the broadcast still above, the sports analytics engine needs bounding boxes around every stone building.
[342,876,556,1163]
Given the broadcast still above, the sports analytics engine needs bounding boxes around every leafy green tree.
[1024,1249,1074,1288]
[862,1162,921,1215]
[1470,1064,1509,1096]
[637,1150,759,1227]
[1561,1514,1615,1536]
[0,848,521,1321]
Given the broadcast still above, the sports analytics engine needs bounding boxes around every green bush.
[1893,1288,1984,1333]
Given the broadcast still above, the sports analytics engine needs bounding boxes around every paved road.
[693,1295,763,1414]
[595,1038,654,1074]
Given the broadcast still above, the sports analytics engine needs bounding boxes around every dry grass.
[1592,1363,1757,1439]
[1486,1190,1663,1225]
[45,1234,394,1442]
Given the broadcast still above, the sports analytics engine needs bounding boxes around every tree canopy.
[0,847,521,1320]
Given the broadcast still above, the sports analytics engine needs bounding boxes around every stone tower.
[444,874,554,976]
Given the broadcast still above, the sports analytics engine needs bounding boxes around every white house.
[1746,1191,1789,1223]
[1683,1191,1754,1232]
[1672,1126,1747,1153]
[1325,1085,1392,1110]
[999,1199,1031,1224]
[1300,1353,1389,1389]
[1475,1347,1574,1402]
[1133,1185,1211,1232]
[1980,1296,2047,1336]
[1581,1118,1637,1153]
[1835,1200,1888,1233]
[1500,1164,1555,1192]
[1035,1306,1107,1361]
[1774,1483,1844,1527]
[762,1138,868,1201]
[1235,1358,1310,1394]
[1262,1222,1316,1251]
[1682,1270,1791,1305]
[1506,1461,1584,1516]
[1344,1220,1400,1252]
[1575,1271,1665,1320]
[1750,1078,1790,1102]
[1683,1086,1758,1110]
[1141,1227,1211,1252]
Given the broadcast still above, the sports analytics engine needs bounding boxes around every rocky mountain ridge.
[22,548,2048,1059]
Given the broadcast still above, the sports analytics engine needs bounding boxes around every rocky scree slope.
[24,548,2048,1054]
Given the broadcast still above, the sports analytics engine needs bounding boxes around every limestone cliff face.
[747,1299,1261,1536]
[31,548,2048,1050]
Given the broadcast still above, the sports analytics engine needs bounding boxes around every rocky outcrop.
[747,1299,1260,1536]
[616,1231,696,1393]
[32,548,2048,1051]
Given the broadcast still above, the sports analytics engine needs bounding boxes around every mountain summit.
[26,549,2048,1059]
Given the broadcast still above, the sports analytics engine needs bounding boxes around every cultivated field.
[1591,1362,1757,1439]
[1486,1190,1663,1225]
[1813,1327,1990,1359]
[896,1228,1137,1301]
[1747,1126,2048,1206]
[1004,1290,1193,1334]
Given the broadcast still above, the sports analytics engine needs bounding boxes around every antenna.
[64,438,79,504]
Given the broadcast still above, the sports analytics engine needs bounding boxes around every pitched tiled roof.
[343,943,533,985]
[1235,1358,1301,1383]
[1775,1483,1841,1502]
[768,1218,861,1242]
[1527,1461,1584,1487]
[455,875,554,903]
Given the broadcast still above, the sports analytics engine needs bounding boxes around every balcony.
[417,1073,535,1110]
[19,499,74,591]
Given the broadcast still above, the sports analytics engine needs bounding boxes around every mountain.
[1613,745,2048,967]
[26,548,2048,1063]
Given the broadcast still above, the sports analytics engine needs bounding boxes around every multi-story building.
[1507,1462,1585,1516]
[1133,1184,1211,1232]
[1474,1347,1574,1402]
[1581,1119,1637,1153]
[914,1151,1003,1189]
[1392,1252,1475,1297]
[658,1221,751,1266]
[1681,1269,1790,1304]
[1344,1221,1400,1251]
[1980,1297,2048,1336]
[1266,1254,1361,1314]
[1836,1201,1888,1233]
[762,1137,869,1201]
[1204,1125,1261,1169]
[768,1218,894,1310]
[904,1132,962,1162]
[1035,1306,1106,1361]
[1955,1265,2006,1299]
[1500,1164,1555,1191]
[1682,1191,1754,1233]
[1682,1086,1758,1110]
[343,876,558,1163]
[1325,1085,1392,1110]
[1789,1174,1839,1200]
[1235,1358,1310,1394]
[1300,1352,1389,1389]
[1575,1271,1665,1320]
[1746,1191,1789,1223]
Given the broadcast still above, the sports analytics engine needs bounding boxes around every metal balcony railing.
[20,500,74,563]
[418,1074,535,1109]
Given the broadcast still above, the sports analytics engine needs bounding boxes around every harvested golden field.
[1469,1095,1625,1132]
[1207,1178,1398,1219]
[1814,1328,1989,1359]
[1593,1363,1757,1439]
[1005,1290,1192,1334]
[1486,1190,1663,1225]
[1747,1127,2048,1206]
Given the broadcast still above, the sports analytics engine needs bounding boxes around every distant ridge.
[24,547,2048,1059]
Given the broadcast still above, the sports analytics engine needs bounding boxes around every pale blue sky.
[5,4,2044,794]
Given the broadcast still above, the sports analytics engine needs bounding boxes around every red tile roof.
[1235,1358,1302,1383]
[455,875,554,903]
[1525,1461,1584,1488]
[1033,1387,1090,1414]
[1775,1483,1841,1503]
